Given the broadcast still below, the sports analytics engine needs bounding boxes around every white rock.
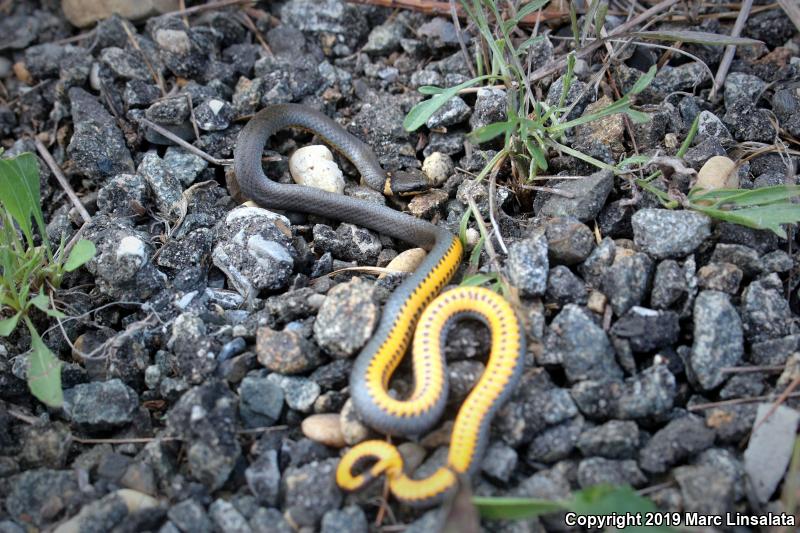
[155,29,192,54]
[247,235,294,266]
[116,236,146,265]
[422,151,454,186]
[465,227,481,248]
[208,99,225,115]
[225,206,291,228]
[289,145,345,194]
[744,403,800,503]
[53,489,159,533]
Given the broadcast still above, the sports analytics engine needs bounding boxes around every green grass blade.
[458,208,472,245]
[0,152,44,247]
[558,53,576,109]
[473,497,566,520]
[513,0,550,23]
[616,155,650,169]
[549,140,616,172]
[630,64,657,95]
[418,85,446,95]
[518,35,545,52]
[569,2,580,46]
[460,273,496,287]
[469,235,485,267]
[625,108,652,124]
[594,1,608,39]
[677,114,700,157]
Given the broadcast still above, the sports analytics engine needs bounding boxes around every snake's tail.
[335,439,458,507]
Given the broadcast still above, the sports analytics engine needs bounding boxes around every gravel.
[632,209,712,259]
[62,379,139,431]
[2,1,797,527]
[542,304,623,382]
[505,233,549,297]
[689,291,744,390]
[535,170,614,222]
[639,415,716,474]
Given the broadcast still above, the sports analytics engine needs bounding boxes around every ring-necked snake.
[234,104,525,507]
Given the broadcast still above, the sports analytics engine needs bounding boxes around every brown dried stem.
[34,137,92,223]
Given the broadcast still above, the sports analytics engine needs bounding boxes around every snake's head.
[336,440,404,492]
[384,170,431,196]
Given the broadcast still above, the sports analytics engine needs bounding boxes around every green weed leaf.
[691,204,800,239]
[418,85,445,95]
[525,140,548,171]
[404,76,491,132]
[568,485,675,533]
[689,185,800,207]
[473,496,565,520]
[0,312,21,336]
[0,152,46,247]
[24,318,63,407]
[30,292,66,318]
[468,120,513,144]
[64,239,96,272]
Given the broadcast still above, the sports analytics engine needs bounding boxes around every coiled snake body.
[234,104,525,506]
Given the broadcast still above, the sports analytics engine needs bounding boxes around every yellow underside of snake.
[336,239,526,507]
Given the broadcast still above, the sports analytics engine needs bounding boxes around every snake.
[234,104,525,507]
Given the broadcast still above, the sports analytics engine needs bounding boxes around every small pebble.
[421,152,454,186]
[340,398,370,445]
[695,156,738,192]
[289,145,345,194]
[381,248,426,278]
[301,414,346,448]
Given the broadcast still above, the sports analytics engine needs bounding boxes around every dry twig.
[137,117,232,166]
[709,0,754,100]
[528,0,681,82]
[777,0,800,32]
[688,391,800,412]
[34,137,91,223]
[162,0,256,18]
[347,0,567,24]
